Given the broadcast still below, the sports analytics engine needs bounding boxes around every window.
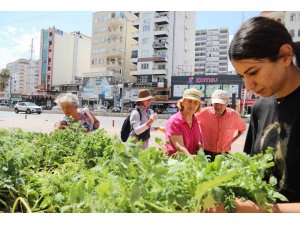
[290,29,295,37]
[157,64,166,69]
[142,37,149,45]
[298,29,300,37]
[93,38,100,44]
[141,63,149,69]
[131,50,138,58]
[116,11,125,18]
[99,58,106,64]
[141,50,150,57]
[140,76,148,83]
[290,13,296,22]
[143,13,151,20]
[143,25,150,32]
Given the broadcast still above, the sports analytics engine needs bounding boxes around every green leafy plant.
[0,128,287,213]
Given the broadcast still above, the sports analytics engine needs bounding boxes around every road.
[0,111,248,152]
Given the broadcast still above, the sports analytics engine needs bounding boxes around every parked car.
[14,102,42,114]
[162,108,178,115]
[94,106,107,112]
[112,107,121,113]
[39,105,48,110]
[0,103,10,110]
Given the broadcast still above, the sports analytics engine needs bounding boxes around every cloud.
[0,25,40,70]
[3,26,17,37]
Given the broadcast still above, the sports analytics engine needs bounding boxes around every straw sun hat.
[177,88,202,111]
[181,88,202,102]
[136,89,154,102]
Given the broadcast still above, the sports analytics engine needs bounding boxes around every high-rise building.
[130,11,195,101]
[90,11,137,82]
[39,27,91,92]
[82,11,137,108]
[6,59,39,96]
[26,59,40,95]
[194,28,229,76]
[6,59,30,95]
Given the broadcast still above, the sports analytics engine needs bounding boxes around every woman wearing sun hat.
[165,88,202,156]
[128,89,165,149]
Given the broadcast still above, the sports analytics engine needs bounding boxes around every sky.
[0,11,261,71]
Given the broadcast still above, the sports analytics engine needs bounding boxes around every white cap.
[211,89,229,105]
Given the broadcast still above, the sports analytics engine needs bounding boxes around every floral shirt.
[61,108,94,132]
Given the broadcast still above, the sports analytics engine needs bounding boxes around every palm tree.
[0,68,11,92]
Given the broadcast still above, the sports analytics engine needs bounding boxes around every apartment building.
[260,11,300,44]
[129,11,196,102]
[260,11,285,23]
[285,12,300,42]
[5,59,40,96]
[82,11,137,108]
[194,28,229,76]
[39,27,91,92]
[27,60,40,95]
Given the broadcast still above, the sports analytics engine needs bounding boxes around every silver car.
[14,102,42,114]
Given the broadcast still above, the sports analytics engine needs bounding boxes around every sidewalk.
[0,111,247,153]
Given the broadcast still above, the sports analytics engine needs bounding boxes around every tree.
[0,68,11,92]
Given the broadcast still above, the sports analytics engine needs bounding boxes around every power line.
[0,12,64,26]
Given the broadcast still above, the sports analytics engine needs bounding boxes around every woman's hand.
[155,126,166,133]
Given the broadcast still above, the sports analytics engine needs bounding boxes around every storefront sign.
[194,77,218,83]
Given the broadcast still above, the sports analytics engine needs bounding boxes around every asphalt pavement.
[0,110,248,153]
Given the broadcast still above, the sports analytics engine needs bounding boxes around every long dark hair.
[229,16,300,68]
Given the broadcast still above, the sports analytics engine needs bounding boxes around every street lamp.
[120,14,136,113]
[120,16,128,113]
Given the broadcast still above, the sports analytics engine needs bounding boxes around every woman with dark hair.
[128,89,165,149]
[210,17,300,212]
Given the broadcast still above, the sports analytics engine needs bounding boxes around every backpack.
[120,108,142,142]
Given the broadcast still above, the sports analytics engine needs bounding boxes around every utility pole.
[120,16,128,113]
[29,38,34,61]
[9,76,12,105]
[72,31,80,83]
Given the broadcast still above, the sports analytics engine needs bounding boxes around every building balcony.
[154,14,170,25]
[132,31,139,41]
[106,17,124,26]
[105,50,124,58]
[130,70,152,76]
[131,58,138,64]
[152,55,167,62]
[152,41,169,49]
[131,45,139,51]
[154,28,169,37]
[132,20,139,29]
[152,68,168,75]
[137,55,167,63]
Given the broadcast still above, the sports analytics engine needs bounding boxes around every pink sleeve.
[166,118,182,136]
[235,112,247,131]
